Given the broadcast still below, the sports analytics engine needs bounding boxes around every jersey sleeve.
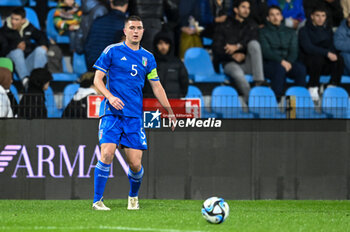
[93,45,113,73]
[147,55,159,81]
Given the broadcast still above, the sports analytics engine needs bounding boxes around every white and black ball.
[201,197,229,224]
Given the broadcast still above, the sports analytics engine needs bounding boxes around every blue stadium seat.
[24,7,40,29]
[184,48,226,83]
[52,73,79,82]
[73,53,88,77]
[9,85,20,104]
[45,86,63,118]
[0,16,2,27]
[248,86,286,118]
[46,9,69,43]
[0,0,27,6]
[29,0,81,7]
[211,86,255,118]
[62,83,80,110]
[202,37,213,46]
[322,86,349,118]
[186,85,217,118]
[285,86,327,118]
[341,75,350,84]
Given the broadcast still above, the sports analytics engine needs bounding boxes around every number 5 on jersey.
[131,64,138,76]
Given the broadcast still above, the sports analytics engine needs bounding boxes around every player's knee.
[129,161,142,173]
[100,149,114,164]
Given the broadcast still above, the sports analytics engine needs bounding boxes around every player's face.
[124,20,144,45]
[10,14,26,30]
[311,11,327,26]
[267,9,283,26]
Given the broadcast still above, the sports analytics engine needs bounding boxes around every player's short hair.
[11,7,26,18]
[111,0,128,7]
[125,15,142,25]
[267,5,282,15]
[233,0,250,8]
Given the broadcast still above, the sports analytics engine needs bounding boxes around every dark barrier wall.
[0,119,349,200]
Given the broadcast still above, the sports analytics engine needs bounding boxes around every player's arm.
[93,70,124,110]
[149,80,176,131]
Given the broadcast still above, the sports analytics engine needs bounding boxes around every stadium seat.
[73,53,88,77]
[0,0,27,6]
[202,37,213,46]
[45,86,63,118]
[24,7,40,29]
[0,16,2,27]
[29,0,81,7]
[341,75,350,84]
[184,48,226,83]
[46,9,69,43]
[52,73,79,82]
[248,86,286,118]
[186,85,217,118]
[285,86,327,118]
[211,86,255,118]
[322,86,349,118]
[62,83,80,110]
[9,85,20,104]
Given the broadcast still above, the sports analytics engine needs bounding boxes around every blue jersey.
[93,42,159,118]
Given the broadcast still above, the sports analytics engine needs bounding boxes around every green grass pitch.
[0,200,349,231]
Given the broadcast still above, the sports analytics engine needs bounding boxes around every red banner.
[87,95,104,118]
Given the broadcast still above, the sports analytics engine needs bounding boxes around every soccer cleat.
[127,196,139,210]
[92,198,110,211]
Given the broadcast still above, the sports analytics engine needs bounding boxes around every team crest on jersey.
[142,57,147,67]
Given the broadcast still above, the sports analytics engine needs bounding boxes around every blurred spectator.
[334,15,350,75]
[3,7,49,89]
[143,30,189,98]
[260,6,306,98]
[212,0,265,102]
[18,68,52,119]
[299,6,344,101]
[304,0,344,27]
[267,0,305,29]
[179,0,204,59]
[0,67,13,118]
[84,0,128,69]
[54,0,83,52]
[249,0,269,27]
[341,0,350,17]
[75,0,109,54]
[63,72,99,118]
[0,31,9,57]
[201,0,232,39]
[129,0,179,52]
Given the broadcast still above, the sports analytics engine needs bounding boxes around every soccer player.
[92,15,176,211]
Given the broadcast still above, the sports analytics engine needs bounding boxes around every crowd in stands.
[0,0,349,119]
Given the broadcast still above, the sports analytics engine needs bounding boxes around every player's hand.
[108,96,124,110]
[168,113,177,131]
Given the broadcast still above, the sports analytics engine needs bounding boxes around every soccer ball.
[201,197,229,224]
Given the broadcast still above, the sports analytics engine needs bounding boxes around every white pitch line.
[0,225,206,232]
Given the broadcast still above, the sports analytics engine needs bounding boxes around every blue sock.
[128,166,144,197]
[93,160,111,203]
